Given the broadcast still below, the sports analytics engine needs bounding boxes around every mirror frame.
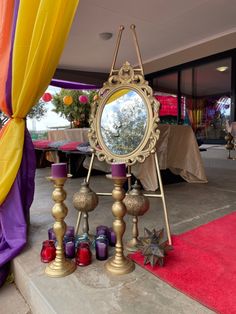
[88,61,160,166]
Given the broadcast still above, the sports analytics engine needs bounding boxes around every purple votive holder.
[65,241,75,259]
[96,225,109,237]
[95,237,109,261]
[65,226,75,238]
[51,163,67,178]
[48,228,56,241]
[108,228,116,247]
[111,163,126,178]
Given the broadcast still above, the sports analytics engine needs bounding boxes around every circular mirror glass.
[100,89,148,156]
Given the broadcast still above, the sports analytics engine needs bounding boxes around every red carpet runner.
[129,211,236,314]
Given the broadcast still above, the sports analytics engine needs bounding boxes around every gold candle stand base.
[105,175,134,275]
[46,176,76,278]
[45,259,76,278]
[126,237,141,252]
[105,255,134,275]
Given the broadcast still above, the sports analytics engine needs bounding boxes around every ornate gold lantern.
[123,181,149,251]
[73,180,98,238]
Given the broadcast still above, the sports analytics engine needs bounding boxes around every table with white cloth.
[47,125,207,191]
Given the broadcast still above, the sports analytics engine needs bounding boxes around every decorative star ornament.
[138,228,172,267]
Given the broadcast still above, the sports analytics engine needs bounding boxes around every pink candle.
[111,163,126,178]
[51,163,67,178]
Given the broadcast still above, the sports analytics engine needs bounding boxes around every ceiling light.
[99,32,113,40]
[216,66,228,72]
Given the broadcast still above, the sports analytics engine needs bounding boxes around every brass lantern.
[73,180,98,238]
[123,181,149,251]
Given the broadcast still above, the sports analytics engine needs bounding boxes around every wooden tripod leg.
[154,153,172,245]
[75,153,96,235]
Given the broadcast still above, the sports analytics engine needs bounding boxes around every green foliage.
[27,101,48,120]
[51,89,97,128]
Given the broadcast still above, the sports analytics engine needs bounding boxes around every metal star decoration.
[138,228,172,267]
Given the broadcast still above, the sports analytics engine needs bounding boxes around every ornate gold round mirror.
[99,87,149,156]
[89,62,160,166]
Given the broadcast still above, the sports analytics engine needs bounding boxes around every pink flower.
[79,95,88,104]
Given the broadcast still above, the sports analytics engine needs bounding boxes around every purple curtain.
[50,79,100,90]
[0,129,36,285]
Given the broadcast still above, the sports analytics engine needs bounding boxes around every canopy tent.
[0,0,79,286]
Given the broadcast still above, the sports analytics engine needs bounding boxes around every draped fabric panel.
[0,0,79,285]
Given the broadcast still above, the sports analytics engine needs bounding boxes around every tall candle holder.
[105,175,135,275]
[45,176,76,277]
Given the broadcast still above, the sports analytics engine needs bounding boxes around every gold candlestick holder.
[45,176,76,277]
[105,175,135,275]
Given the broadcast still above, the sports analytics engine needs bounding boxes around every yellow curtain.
[0,0,79,204]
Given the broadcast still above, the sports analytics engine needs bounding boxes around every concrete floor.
[3,146,236,313]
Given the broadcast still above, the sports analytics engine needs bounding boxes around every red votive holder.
[111,163,126,178]
[51,163,67,178]
[76,242,92,266]
[41,240,56,263]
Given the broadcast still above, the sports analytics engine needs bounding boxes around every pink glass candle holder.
[41,240,56,263]
[76,242,92,266]
[51,163,67,178]
[111,163,126,178]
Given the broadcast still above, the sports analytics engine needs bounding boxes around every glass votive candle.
[76,242,92,266]
[95,235,109,261]
[75,234,90,250]
[65,226,75,238]
[96,225,109,237]
[108,227,116,247]
[65,241,75,259]
[40,240,56,263]
[48,228,56,241]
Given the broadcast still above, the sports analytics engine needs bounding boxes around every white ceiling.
[58,0,236,74]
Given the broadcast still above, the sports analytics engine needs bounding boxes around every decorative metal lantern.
[123,181,149,251]
[73,180,98,238]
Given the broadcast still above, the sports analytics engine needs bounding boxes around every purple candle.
[108,228,116,247]
[96,225,109,237]
[65,241,75,258]
[51,163,67,178]
[111,163,126,178]
[65,226,75,238]
[95,240,108,260]
[48,228,56,241]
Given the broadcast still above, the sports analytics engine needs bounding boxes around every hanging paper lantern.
[78,95,88,104]
[42,92,52,102]
[93,94,99,101]
[63,95,73,106]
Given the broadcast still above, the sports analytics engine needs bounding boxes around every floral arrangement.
[51,89,97,128]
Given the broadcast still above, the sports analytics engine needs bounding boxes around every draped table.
[47,125,207,191]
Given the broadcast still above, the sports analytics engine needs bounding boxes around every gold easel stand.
[45,177,76,277]
[75,25,172,246]
[105,175,135,275]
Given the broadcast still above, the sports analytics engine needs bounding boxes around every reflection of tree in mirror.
[101,90,147,155]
